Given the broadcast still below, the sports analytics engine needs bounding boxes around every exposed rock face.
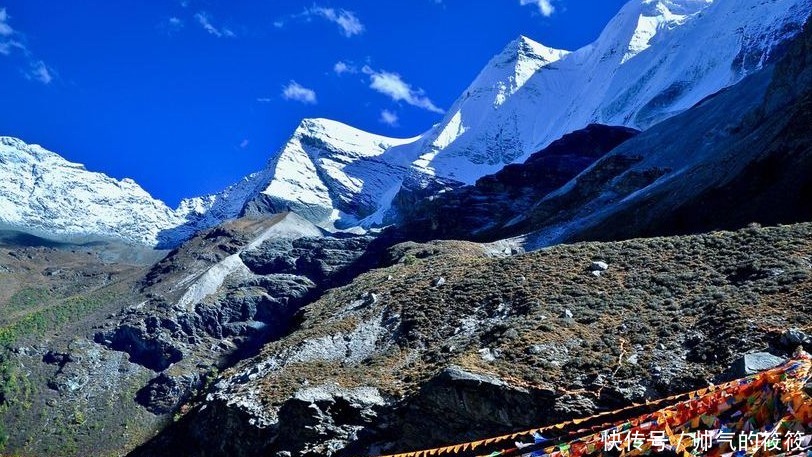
[129,222,812,456]
[388,366,559,449]
[274,385,388,456]
[91,214,378,415]
[397,125,639,241]
[781,328,812,349]
[136,372,199,415]
[517,18,812,248]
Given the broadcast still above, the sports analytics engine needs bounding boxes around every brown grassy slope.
[229,222,810,413]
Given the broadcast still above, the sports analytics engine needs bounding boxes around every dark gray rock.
[240,236,373,283]
[440,366,507,387]
[780,328,811,348]
[274,385,387,456]
[729,352,786,377]
[95,324,183,372]
[380,366,558,452]
[46,363,90,393]
[42,351,73,367]
[136,372,201,415]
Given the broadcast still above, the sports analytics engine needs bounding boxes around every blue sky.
[0,0,627,207]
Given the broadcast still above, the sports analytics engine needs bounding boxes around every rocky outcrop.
[94,214,377,415]
[396,124,639,242]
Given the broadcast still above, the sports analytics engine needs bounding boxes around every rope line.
[373,355,812,457]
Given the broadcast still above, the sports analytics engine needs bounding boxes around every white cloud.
[276,6,364,38]
[0,8,54,84]
[28,60,53,84]
[0,40,23,55]
[362,66,443,114]
[281,81,317,104]
[307,7,364,37]
[256,97,273,103]
[0,9,13,36]
[161,16,184,35]
[239,139,250,149]
[194,12,235,37]
[520,0,556,17]
[333,61,356,75]
[379,109,399,127]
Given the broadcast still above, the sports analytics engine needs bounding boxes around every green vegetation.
[0,291,120,347]
[1,287,53,324]
[0,355,34,452]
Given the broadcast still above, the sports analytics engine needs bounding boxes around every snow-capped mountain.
[2,0,810,246]
[0,137,197,246]
[516,11,812,248]
[237,119,420,228]
[222,0,812,228]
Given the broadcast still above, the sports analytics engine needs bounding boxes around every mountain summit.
[224,0,811,228]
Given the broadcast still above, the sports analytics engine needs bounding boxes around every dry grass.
[223,222,812,412]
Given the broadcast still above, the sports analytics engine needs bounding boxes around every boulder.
[729,352,786,377]
[780,328,810,348]
[590,261,609,272]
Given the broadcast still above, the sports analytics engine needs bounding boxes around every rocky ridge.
[131,222,812,457]
[0,213,389,455]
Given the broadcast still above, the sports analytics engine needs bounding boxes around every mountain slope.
[130,222,812,457]
[515,14,812,248]
[237,119,422,229]
[396,124,640,241]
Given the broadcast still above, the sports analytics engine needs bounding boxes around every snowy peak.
[0,137,189,246]
[0,137,86,170]
[290,118,407,159]
[419,0,810,181]
[409,36,569,181]
[241,118,418,229]
[472,35,569,102]
[652,0,712,16]
[622,0,711,63]
[501,35,569,64]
